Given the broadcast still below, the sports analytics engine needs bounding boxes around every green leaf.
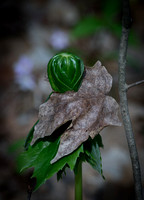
[72,16,104,38]
[24,92,53,150]
[57,164,68,181]
[53,144,84,172]
[18,139,59,173]
[18,138,60,189]
[18,137,83,191]
[84,134,104,179]
[45,144,84,184]
[24,120,39,150]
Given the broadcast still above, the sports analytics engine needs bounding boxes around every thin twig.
[118,0,143,200]
[127,80,144,90]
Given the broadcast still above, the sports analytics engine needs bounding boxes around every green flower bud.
[47,52,84,93]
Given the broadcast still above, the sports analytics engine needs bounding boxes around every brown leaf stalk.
[118,0,143,200]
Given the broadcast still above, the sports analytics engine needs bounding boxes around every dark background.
[0,0,144,199]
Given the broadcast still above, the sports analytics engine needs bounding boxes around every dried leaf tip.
[95,60,102,68]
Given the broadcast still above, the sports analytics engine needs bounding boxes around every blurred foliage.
[72,15,104,38]
[8,139,25,155]
[72,0,139,46]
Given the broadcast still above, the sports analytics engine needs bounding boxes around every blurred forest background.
[0,0,144,199]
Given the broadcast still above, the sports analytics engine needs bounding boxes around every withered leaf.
[31,61,121,163]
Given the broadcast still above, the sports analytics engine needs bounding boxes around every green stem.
[75,160,83,200]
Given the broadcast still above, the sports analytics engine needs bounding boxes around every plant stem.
[75,160,83,200]
[118,0,143,200]
[118,27,143,200]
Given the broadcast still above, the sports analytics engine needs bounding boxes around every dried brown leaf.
[31,61,121,163]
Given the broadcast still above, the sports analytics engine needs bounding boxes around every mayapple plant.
[18,52,121,200]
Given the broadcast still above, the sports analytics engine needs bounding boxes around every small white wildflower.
[13,55,36,91]
[50,30,69,50]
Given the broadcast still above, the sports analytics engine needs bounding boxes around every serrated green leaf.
[18,137,60,190]
[18,137,83,191]
[33,143,83,190]
[84,134,104,178]
[94,134,104,148]
[55,144,84,171]
[18,138,60,173]
[45,144,84,184]
[57,164,68,181]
